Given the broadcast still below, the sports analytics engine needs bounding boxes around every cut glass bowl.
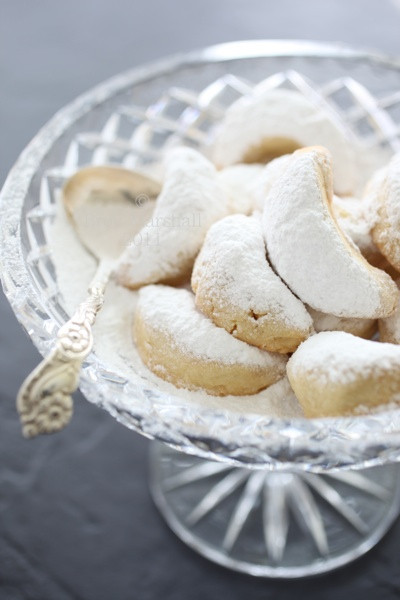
[3,40,400,577]
[3,40,400,471]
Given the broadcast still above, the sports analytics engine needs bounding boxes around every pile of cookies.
[113,85,400,419]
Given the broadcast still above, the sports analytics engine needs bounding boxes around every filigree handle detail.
[17,285,105,438]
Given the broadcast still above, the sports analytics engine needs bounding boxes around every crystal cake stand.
[2,41,400,578]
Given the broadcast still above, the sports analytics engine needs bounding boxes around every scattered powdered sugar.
[352,400,400,416]
[115,146,230,287]
[50,199,97,307]
[192,214,312,330]
[49,200,302,418]
[288,331,400,386]
[137,284,287,369]
[212,87,358,195]
[262,147,394,318]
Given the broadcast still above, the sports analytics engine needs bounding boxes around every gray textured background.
[1,1,400,598]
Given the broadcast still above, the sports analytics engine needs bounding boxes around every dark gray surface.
[1,1,400,598]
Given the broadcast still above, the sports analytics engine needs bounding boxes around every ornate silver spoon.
[17,166,161,438]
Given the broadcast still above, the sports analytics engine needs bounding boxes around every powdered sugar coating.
[115,147,230,288]
[217,164,264,214]
[49,201,302,417]
[212,87,358,195]
[288,331,400,386]
[363,166,387,222]
[137,285,287,370]
[371,153,400,270]
[192,214,312,331]
[307,306,375,339]
[262,147,397,318]
[253,155,292,211]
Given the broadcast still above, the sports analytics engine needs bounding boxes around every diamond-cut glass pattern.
[3,46,400,470]
[26,69,400,326]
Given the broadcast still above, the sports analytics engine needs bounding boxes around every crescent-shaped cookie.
[253,154,292,211]
[262,146,397,318]
[257,167,385,267]
[371,153,400,272]
[192,214,313,353]
[287,331,400,417]
[115,147,230,289]
[134,285,287,396]
[217,164,264,214]
[307,306,376,340]
[379,279,400,343]
[212,87,357,195]
[332,195,384,267]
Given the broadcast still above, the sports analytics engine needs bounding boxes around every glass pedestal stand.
[4,40,400,581]
[149,443,400,578]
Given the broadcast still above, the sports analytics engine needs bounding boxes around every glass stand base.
[149,442,400,578]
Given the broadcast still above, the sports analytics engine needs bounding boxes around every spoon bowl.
[63,166,161,260]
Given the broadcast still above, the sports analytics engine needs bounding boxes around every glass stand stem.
[149,442,400,578]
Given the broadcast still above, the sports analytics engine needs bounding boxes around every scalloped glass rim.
[2,40,400,471]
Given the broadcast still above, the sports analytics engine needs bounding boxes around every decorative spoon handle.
[17,264,111,438]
